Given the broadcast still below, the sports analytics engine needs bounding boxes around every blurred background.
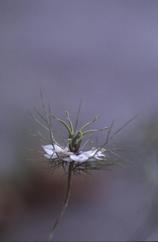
[1,0,158,241]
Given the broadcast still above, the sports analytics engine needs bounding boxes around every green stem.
[48,162,74,241]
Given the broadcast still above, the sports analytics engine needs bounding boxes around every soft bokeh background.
[1,0,158,241]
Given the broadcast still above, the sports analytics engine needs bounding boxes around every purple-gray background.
[1,0,158,241]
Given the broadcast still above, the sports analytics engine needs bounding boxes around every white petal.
[95,150,105,160]
[54,144,65,153]
[42,145,54,156]
[42,144,64,154]
[70,153,89,163]
[83,149,97,157]
[85,149,106,160]
[42,144,66,161]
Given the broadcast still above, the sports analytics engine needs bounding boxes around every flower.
[32,104,130,241]
[42,144,106,164]
[31,98,134,241]
[33,107,122,172]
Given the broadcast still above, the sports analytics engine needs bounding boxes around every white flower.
[42,144,106,164]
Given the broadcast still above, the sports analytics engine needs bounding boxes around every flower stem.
[48,162,74,241]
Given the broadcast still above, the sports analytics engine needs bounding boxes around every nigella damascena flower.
[36,109,112,174]
[42,144,106,163]
[32,103,133,241]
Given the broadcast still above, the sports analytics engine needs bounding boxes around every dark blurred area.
[1,0,158,241]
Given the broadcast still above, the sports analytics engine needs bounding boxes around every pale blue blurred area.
[1,0,158,118]
[0,0,158,241]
